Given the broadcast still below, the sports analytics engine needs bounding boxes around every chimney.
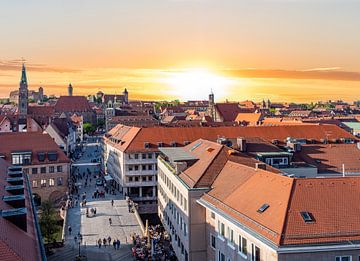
[255,163,267,171]
[237,137,247,152]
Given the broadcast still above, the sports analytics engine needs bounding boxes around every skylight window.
[300,211,314,223]
[257,204,269,213]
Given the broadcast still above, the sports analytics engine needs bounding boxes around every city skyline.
[1,0,360,102]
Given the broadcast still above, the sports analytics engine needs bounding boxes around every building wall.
[23,162,69,201]
[104,141,158,213]
[203,207,278,261]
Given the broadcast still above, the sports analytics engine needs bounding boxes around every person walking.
[116,239,120,250]
[103,238,107,248]
[98,238,102,248]
[107,236,112,246]
[68,225,72,235]
[113,240,116,250]
[111,199,114,207]
[109,217,112,226]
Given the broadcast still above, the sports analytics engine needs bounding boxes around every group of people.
[97,237,121,250]
[131,225,176,261]
[86,207,97,217]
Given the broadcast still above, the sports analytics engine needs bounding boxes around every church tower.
[68,83,73,96]
[208,90,215,121]
[123,88,129,104]
[18,63,28,121]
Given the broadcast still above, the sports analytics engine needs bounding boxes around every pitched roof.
[54,96,92,112]
[294,143,360,174]
[105,124,356,153]
[201,162,360,246]
[214,103,245,122]
[282,177,360,245]
[0,132,70,165]
[235,112,262,125]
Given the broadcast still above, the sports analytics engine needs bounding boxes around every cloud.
[0,59,81,73]
[220,68,360,82]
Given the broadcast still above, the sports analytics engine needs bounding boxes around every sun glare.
[161,68,234,101]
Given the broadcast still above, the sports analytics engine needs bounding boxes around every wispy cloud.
[0,59,81,73]
[220,68,360,82]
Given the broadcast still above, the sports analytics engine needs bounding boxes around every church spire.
[20,63,27,85]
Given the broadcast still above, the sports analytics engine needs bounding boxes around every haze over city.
[1,0,360,102]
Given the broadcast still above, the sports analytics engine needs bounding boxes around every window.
[32,180,38,188]
[57,177,63,186]
[211,212,216,219]
[227,227,234,244]
[335,257,351,261]
[41,179,47,187]
[142,153,147,159]
[134,165,139,171]
[300,211,314,223]
[49,166,55,173]
[135,177,139,182]
[142,176,147,182]
[37,152,45,162]
[218,221,225,237]
[210,234,216,249]
[148,153,153,159]
[218,251,225,261]
[142,165,147,171]
[23,168,29,174]
[238,235,247,256]
[49,178,55,187]
[181,243,184,254]
[57,165,63,172]
[32,168,38,175]
[148,176,153,181]
[257,203,269,213]
[48,152,58,161]
[40,167,46,174]
[251,244,260,261]
[134,154,139,159]
[184,198,187,211]
[148,164,153,170]
[184,223,187,236]
[11,152,32,165]
[129,166,133,171]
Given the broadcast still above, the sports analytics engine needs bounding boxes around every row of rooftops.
[104,123,357,152]
[159,138,360,247]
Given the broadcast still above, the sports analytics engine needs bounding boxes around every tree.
[40,200,58,243]
[83,123,96,134]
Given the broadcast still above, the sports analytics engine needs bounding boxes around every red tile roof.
[294,143,360,174]
[201,161,360,246]
[105,124,356,153]
[54,96,92,112]
[0,132,70,165]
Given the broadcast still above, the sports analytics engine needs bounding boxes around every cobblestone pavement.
[49,141,142,261]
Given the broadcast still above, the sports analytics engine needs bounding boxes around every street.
[49,140,142,261]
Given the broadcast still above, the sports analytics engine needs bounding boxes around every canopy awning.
[104,175,113,181]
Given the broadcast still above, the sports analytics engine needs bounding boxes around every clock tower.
[18,63,28,121]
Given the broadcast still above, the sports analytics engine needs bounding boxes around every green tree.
[83,123,96,134]
[40,200,58,243]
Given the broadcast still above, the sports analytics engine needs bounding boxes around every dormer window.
[171,141,177,147]
[37,152,46,162]
[158,142,164,148]
[184,141,191,145]
[11,151,31,166]
[48,152,58,161]
[300,211,315,223]
[144,142,150,149]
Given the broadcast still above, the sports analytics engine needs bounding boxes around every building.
[102,88,129,108]
[68,83,73,96]
[103,123,355,214]
[54,96,96,124]
[18,63,28,126]
[158,139,360,261]
[0,115,12,132]
[70,114,84,142]
[45,117,77,156]
[0,159,45,260]
[106,115,159,131]
[0,132,70,202]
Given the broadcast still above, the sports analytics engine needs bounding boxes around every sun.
[160,68,234,101]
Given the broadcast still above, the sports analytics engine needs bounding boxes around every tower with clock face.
[18,63,28,120]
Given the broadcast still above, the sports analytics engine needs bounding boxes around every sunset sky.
[1,0,360,102]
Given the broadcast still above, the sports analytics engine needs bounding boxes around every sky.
[0,0,360,102]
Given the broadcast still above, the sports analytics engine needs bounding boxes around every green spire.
[20,63,27,85]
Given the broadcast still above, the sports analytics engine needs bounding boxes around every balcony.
[126,169,157,176]
[125,180,157,187]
